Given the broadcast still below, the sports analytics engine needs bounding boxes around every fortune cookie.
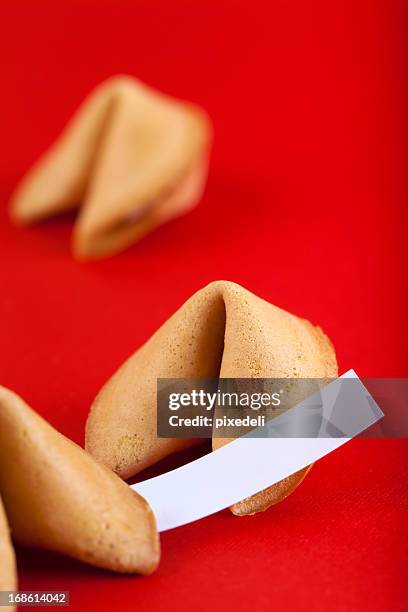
[0,387,159,574]
[86,281,338,514]
[0,494,17,612]
[10,76,211,259]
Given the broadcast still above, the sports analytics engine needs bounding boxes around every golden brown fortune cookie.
[86,280,338,515]
[10,75,212,260]
[0,494,17,612]
[0,386,159,574]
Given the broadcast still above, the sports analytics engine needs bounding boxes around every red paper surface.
[0,1,407,610]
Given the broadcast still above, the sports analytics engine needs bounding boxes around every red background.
[0,1,407,610]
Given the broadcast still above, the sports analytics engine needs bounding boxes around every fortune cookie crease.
[0,494,17,612]
[0,387,159,574]
[86,280,338,515]
[10,75,212,259]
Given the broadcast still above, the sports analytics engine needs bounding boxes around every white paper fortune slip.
[132,371,383,532]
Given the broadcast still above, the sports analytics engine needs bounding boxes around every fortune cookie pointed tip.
[71,227,96,261]
[9,189,34,226]
[229,465,314,515]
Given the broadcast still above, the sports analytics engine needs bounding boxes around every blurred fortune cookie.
[10,76,212,260]
[86,280,338,515]
[0,494,17,612]
[0,386,159,575]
